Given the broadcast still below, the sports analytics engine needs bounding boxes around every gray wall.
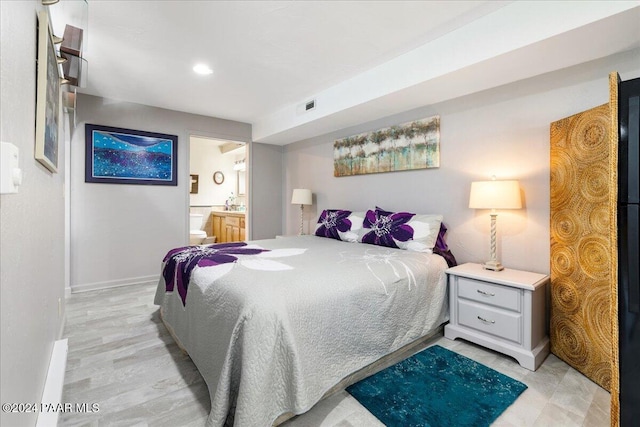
[0,2,67,426]
[71,94,252,291]
[283,49,640,274]
[249,142,284,239]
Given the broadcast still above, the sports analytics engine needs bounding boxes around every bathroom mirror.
[237,170,246,196]
[213,171,224,185]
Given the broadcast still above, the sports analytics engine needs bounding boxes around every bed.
[155,213,452,427]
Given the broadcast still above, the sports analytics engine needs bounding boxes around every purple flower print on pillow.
[315,210,353,240]
[162,242,269,306]
[361,209,415,248]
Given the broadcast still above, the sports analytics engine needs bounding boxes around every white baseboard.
[71,275,159,293]
[57,310,66,341]
[36,339,68,427]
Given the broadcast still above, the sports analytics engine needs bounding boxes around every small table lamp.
[291,188,312,235]
[469,179,522,271]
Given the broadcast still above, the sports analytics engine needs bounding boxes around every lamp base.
[298,204,304,235]
[482,260,505,271]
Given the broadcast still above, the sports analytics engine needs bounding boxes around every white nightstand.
[444,262,550,371]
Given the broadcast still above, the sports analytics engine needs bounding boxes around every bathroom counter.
[210,211,246,243]
[211,209,246,216]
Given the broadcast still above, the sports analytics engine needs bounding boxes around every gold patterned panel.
[608,71,620,427]
[550,103,613,391]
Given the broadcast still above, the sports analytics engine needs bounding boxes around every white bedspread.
[154,235,449,426]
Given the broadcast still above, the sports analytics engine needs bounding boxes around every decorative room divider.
[549,72,620,426]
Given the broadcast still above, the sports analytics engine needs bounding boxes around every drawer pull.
[477,316,495,324]
[477,289,495,297]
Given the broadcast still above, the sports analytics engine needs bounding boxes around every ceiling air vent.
[305,99,316,111]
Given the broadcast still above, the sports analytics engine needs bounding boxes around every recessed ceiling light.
[193,64,213,75]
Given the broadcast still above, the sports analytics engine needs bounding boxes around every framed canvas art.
[35,10,61,173]
[334,115,440,177]
[85,124,178,185]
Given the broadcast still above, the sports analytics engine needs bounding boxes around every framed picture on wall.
[85,124,178,185]
[35,10,60,173]
[333,115,440,177]
[190,174,199,193]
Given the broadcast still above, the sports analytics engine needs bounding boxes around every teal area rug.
[346,345,527,427]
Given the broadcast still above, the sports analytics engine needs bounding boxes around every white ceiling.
[53,1,640,145]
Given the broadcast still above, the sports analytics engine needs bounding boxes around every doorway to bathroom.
[189,135,248,245]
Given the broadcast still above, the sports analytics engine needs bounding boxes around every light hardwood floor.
[61,283,610,426]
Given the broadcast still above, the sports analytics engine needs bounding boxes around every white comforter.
[154,235,449,426]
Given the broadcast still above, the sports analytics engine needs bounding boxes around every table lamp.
[291,188,312,235]
[469,179,522,271]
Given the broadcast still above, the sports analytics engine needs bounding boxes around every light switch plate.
[1,142,22,194]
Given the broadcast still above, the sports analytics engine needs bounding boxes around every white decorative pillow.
[399,214,443,251]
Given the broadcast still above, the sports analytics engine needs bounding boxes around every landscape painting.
[334,115,440,177]
[34,10,60,173]
[85,124,178,185]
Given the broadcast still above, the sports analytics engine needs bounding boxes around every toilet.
[189,213,208,245]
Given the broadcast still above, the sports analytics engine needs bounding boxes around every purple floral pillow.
[315,210,353,240]
[315,210,366,242]
[433,223,458,267]
[359,209,415,248]
[359,207,443,251]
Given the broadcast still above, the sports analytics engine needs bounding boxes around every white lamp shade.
[291,188,312,205]
[469,180,522,210]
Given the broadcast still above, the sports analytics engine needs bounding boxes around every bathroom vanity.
[211,211,246,243]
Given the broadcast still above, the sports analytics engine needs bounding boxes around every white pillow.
[397,214,443,252]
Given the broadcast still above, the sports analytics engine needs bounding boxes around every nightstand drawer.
[458,299,522,344]
[458,277,521,312]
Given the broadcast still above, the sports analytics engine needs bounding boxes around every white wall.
[0,2,67,426]
[283,49,640,275]
[189,139,245,207]
[71,94,251,292]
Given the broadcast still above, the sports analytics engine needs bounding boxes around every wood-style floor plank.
[61,283,610,426]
